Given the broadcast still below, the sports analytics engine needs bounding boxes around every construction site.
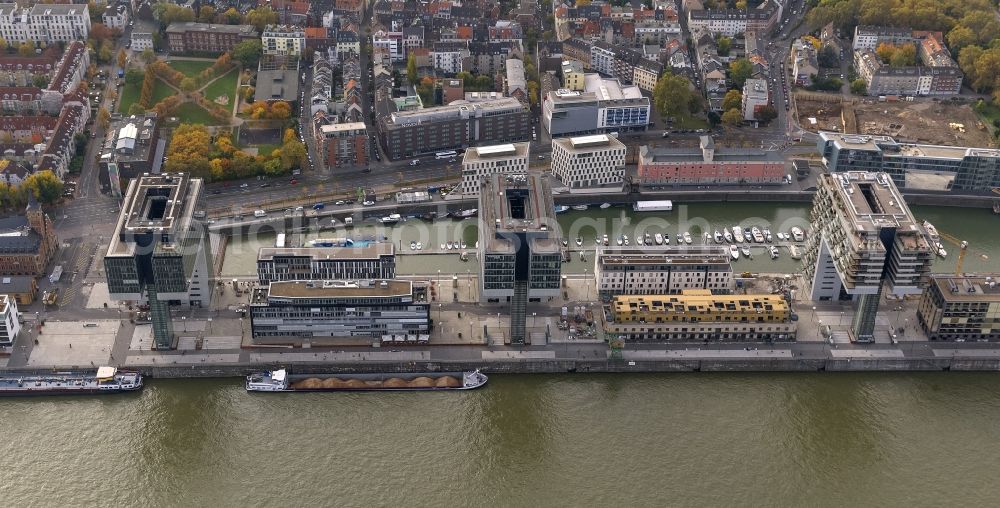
[795,93,996,148]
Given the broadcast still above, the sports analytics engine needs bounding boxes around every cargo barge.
[246,369,488,392]
[0,367,143,396]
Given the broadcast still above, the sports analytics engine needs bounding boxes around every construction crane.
[938,231,990,265]
[955,241,969,275]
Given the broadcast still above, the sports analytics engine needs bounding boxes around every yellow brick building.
[605,290,796,342]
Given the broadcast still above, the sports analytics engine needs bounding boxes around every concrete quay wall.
[6,356,1000,379]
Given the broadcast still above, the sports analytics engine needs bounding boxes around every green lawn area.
[200,69,238,109]
[118,81,140,113]
[174,101,225,125]
[167,59,213,77]
[254,144,280,157]
[151,79,175,104]
[974,100,1000,135]
[672,114,711,130]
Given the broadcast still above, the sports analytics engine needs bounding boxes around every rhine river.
[4,374,1000,506]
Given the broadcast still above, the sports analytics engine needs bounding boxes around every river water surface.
[3,374,1000,506]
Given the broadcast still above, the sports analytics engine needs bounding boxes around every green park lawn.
[174,102,224,125]
[117,78,176,114]
[167,59,214,77]
[200,69,239,108]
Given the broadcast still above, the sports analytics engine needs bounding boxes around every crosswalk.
[58,244,96,306]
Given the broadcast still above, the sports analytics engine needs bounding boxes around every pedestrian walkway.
[622,349,793,359]
[829,349,904,358]
[481,350,556,360]
[247,350,430,363]
[125,353,241,366]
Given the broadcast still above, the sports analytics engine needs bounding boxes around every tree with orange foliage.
[269,101,291,119]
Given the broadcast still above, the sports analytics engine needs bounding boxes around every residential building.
[0,197,58,277]
[0,160,32,187]
[37,100,89,179]
[460,142,530,195]
[561,60,585,91]
[249,279,430,341]
[372,29,404,62]
[802,172,933,342]
[543,74,650,137]
[852,31,962,96]
[98,113,162,195]
[637,136,785,186]
[632,58,663,93]
[550,134,626,189]
[0,275,37,305]
[595,247,734,300]
[505,58,527,103]
[918,274,1000,342]
[318,122,370,169]
[0,293,19,348]
[605,290,796,342]
[478,174,561,344]
[0,3,91,44]
[816,132,1000,192]
[852,25,913,51]
[165,22,257,54]
[261,25,305,57]
[102,0,130,30]
[378,96,529,160]
[741,78,768,121]
[131,32,154,52]
[104,173,214,349]
[431,41,469,74]
[257,244,396,284]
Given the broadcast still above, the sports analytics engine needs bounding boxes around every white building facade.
[0,293,19,348]
[460,143,530,195]
[550,134,626,189]
[595,247,734,300]
[0,3,91,44]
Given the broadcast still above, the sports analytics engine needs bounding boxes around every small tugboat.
[683,232,692,244]
[654,233,664,245]
[741,246,752,258]
[769,245,779,259]
[247,370,488,392]
[713,230,723,243]
[729,245,740,261]
[576,237,583,247]
[724,229,734,243]
[0,367,142,396]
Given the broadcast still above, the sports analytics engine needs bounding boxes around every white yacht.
[751,227,764,243]
[636,235,644,246]
[724,229,734,243]
[732,226,745,243]
[599,203,612,209]
[789,245,801,259]
[713,230,723,243]
[572,204,589,211]
[461,241,467,249]
[654,233,664,245]
[741,246,752,258]
[683,232,692,244]
[729,245,740,260]
[791,227,805,242]
[777,232,786,241]
[416,242,423,250]
[410,241,416,250]
[763,228,773,243]
[440,243,446,250]
[576,237,583,247]
[769,245,779,259]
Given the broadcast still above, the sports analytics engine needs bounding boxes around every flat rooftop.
[107,173,201,257]
[258,243,394,261]
[166,22,257,35]
[583,73,644,101]
[823,172,928,245]
[611,290,789,318]
[819,131,1000,159]
[479,174,560,254]
[931,274,1000,301]
[254,279,412,303]
[463,142,529,162]
[598,247,731,267]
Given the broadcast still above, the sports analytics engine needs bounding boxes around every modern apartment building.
[595,247,734,300]
[318,122,369,169]
[802,172,933,342]
[460,143,530,195]
[543,74,650,137]
[0,293,19,348]
[742,78,769,121]
[478,174,561,344]
[0,3,91,44]
[378,96,529,160]
[104,173,214,349]
[257,244,396,284]
[165,22,257,54]
[262,25,305,57]
[817,132,1000,192]
[637,136,785,186]
[550,134,626,189]
[605,290,796,342]
[918,274,1000,342]
[249,279,430,341]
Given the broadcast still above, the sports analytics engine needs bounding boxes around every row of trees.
[153,4,279,31]
[245,101,292,120]
[164,124,306,181]
[874,42,916,67]
[0,171,64,209]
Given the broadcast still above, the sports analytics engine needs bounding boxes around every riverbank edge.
[4,356,1000,379]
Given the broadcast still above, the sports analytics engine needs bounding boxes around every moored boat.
[644,233,652,245]
[789,245,802,259]
[732,227,744,243]
[461,241,468,249]
[751,227,764,243]
[769,245,779,259]
[246,370,489,392]
[554,205,570,214]
[599,203,612,209]
[713,230,723,243]
[571,204,589,211]
[0,367,142,396]
[729,245,740,260]
[723,229,734,243]
[440,243,446,250]
[741,246,752,258]
[777,232,786,241]
[409,241,416,250]
[654,233,664,245]
[602,234,609,246]
[416,242,423,250]
[460,252,469,261]
[683,232,692,244]
[576,237,583,247]
[791,227,805,242]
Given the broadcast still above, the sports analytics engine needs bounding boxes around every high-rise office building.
[104,173,213,349]
[802,172,933,342]
[478,174,561,344]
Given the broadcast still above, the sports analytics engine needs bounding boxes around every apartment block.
[741,78,769,121]
[637,136,785,186]
[595,247,734,300]
[257,244,396,284]
[318,122,370,169]
[165,22,257,54]
[605,290,796,342]
[262,25,305,57]
[550,134,626,189]
[0,3,91,44]
[918,274,1000,342]
[460,143,530,196]
[802,172,933,341]
[0,294,19,348]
